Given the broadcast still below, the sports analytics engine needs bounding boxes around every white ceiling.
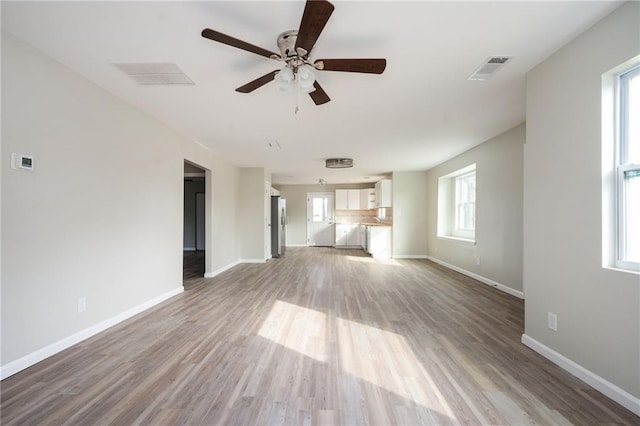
[2,1,622,184]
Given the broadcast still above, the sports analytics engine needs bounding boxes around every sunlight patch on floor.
[346,256,402,266]
[258,300,455,419]
[336,317,455,419]
[258,300,327,362]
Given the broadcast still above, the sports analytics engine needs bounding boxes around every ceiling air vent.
[326,158,353,169]
[113,62,194,85]
[468,56,512,81]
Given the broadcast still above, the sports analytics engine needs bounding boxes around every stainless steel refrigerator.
[271,196,286,257]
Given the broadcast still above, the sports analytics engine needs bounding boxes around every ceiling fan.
[201,0,386,105]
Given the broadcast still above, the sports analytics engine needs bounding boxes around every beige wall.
[392,171,429,257]
[1,33,243,370]
[524,2,639,400]
[239,168,267,260]
[425,124,525,293]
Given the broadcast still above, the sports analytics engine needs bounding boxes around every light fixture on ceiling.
[275,63,317,94]
[325,158,353,169]
[273,31,317,95]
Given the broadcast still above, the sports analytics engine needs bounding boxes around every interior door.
[307,192,334,246]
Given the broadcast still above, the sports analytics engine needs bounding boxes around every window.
[312,197,328,222]
[437,164,476,242]
[616,65,640,270]
[455,171,476,236]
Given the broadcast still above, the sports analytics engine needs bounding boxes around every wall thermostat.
[11,153,35,171]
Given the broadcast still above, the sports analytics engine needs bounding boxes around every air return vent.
[325,158,353,169]
[113,62,194,85]
[468,56,512,81]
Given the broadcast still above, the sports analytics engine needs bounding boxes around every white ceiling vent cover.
[114,62,194,85]
[468,56,512,81]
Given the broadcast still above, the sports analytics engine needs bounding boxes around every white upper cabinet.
[375,179,393,208]
[360,188,376,210]
[335,189,349,209]
[335,189,362,210]
[347,189,361,210]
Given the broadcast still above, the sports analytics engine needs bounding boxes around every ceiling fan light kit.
[201,0,386,106]
[326,158,354,169]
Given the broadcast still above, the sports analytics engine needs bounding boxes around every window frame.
[453,170,476,239]
[615,65,640,271]
[437,163,476,243]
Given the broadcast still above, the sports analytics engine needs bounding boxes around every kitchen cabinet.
[367,225,391,258]
[335,189,361,210]
[360,188,376,210]
[375,179,393,208]
[335,224,360,247]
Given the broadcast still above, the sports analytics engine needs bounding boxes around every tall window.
[617,65,640,270]
[437,164,476,242]
[455,171,476,236]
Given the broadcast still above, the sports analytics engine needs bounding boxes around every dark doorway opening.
[184,161,206,280]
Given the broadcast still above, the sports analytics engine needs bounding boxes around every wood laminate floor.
[183,250,205,280]
[1,247,637,425]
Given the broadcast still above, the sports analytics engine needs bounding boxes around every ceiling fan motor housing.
[277,30,301,60]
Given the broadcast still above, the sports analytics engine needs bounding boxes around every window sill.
[437,235,476,245]
[605,261,640,275]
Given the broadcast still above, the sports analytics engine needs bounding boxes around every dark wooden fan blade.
[202,28,278,59]
[314,58,387,74]
[309,81,330,105]
[235,70,279,93]
[295,0,335,54]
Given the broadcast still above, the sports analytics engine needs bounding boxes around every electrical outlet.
[547,312,557,331]
[476,257,481,265]
[78,297,86,313]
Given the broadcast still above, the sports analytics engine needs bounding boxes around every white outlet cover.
[547,312,557,331]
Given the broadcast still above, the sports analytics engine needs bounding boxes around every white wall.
[425,124,525,294]
[1,33,242,372]
[524,1,639,403]
[239,168,267,261]
[392,171,429,258]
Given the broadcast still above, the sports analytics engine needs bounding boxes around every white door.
[307,192,334,246]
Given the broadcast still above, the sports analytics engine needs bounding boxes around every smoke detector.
[325,158,353,168]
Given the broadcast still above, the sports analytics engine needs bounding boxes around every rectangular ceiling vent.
[468,56,512,81]
[113,62,194,85]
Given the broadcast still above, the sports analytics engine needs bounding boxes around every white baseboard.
[286,244,307,247]
[241,258,266,264]
[393,254,429,259]
[425,255,524,299]
[204,260,241,278]
[521,334,640,416]
[0,286,184,380]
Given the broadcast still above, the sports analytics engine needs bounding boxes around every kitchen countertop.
[335,222,392,227]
